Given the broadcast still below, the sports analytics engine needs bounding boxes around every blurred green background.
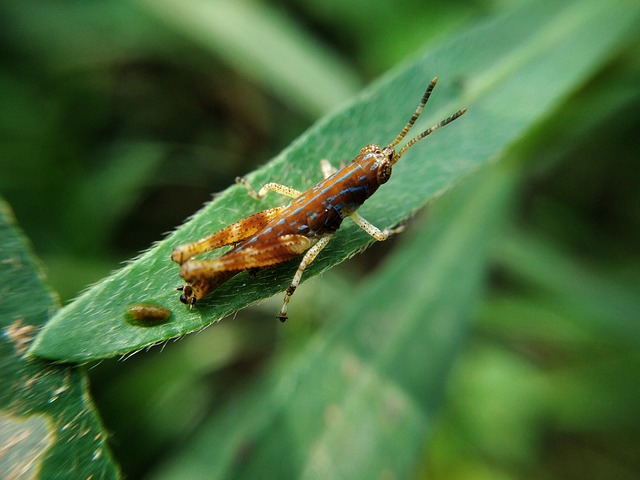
[1,0,639,478]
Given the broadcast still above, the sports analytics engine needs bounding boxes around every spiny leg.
[348,211,404,241]
[278,234,332,322]
[237,160,340,200]
[171,206,286,264]
[235,177,302,200]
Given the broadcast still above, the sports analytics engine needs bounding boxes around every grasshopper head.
[356,143,393,186]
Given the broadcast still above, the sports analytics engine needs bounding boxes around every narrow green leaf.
[30,0,640,362]
[150,147,519,480]
[0,201,119,479]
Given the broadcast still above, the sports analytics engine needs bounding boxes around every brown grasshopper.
[172,77,466,321]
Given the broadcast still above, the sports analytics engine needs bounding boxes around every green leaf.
[30,0,640,362]
[149,144,519,480]
[0,201,119,479]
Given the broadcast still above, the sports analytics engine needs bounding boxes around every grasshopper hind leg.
[278,234,333,322]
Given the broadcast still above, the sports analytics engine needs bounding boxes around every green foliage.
[1,0,639,478]
[0,203,119,479]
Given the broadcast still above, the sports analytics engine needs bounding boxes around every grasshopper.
[172,77,466,321]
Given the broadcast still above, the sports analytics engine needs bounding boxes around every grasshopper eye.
[376,159,392,185]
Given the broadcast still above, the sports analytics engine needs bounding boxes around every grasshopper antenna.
[388,77,467,165]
